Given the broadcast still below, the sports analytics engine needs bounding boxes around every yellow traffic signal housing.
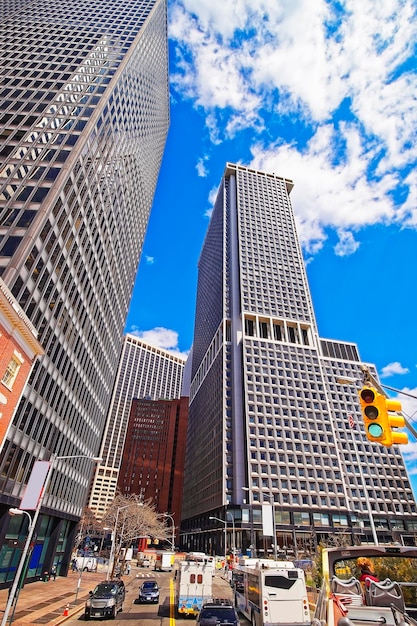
[358,387,390,444]
[385,397,408,445]
[358,387,408,446]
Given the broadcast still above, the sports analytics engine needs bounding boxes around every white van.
[74,556,98,572]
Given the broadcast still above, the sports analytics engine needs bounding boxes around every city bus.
[234,558,311,626]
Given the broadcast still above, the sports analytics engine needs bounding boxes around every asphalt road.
[66,569,250,626]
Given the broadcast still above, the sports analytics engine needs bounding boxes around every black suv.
[196,599,239,626]
[84,579,126,620]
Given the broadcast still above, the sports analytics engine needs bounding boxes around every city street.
[64,569,250,626]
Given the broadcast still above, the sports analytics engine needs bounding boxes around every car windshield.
[93,584,118,596]
[142,582,157,589]
[200,607,235,620]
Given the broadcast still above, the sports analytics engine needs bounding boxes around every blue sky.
[125,0,417,487]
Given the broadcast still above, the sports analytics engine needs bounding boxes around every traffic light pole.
[349,424,379,545]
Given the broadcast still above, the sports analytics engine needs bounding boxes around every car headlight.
[85,600,92,608]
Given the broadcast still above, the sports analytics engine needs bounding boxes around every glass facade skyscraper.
[0,0,169,581]
[181,163,417,556]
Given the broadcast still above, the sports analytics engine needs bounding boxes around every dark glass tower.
[181,163,417,557]
[0,0,169,581]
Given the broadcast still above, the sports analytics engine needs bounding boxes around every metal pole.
[107,507,126,580]
[1,466,53,626]
[350,426,378,544]
[272,500,278,561]
[4,510,33,626]
[161,513,175,550]
[1,454,102,626]
[242,487,257,557]
[263,495,278,560]
[226,512,235,556]
[209,516,227,566]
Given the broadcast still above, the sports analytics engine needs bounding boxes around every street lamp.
[209,516,227,567]
[5,509,33,626]
[161,513,175,551]
[226,512,236,557]
[99,527,111,554]
[1,455,102,626]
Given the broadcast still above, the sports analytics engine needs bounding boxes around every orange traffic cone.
[63,604,69,617]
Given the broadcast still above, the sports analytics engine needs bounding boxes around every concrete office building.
[89,334,186,519]
[0,0,169,584]
[181,163,417,557]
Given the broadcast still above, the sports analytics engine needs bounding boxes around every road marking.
[170,578,175,625]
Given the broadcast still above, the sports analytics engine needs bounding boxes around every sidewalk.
[0,569,137,626]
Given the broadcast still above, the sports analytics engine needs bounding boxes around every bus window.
[265,574,298,590]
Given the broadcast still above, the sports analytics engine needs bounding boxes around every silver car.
[138,580,160,603]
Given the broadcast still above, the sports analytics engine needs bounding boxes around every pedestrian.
[71,558,78,572]
[126,563,131,575]
[51,565,57,580]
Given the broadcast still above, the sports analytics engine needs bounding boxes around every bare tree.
[102,493,170,577]
[75,506,102,549]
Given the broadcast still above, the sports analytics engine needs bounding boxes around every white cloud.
[196,156,209,177]
[334,230,360,256]
[381,362,410,377]
[170,0,417,250]
[129,327,189,359]
[145,255,155,265]
[248,128,398,251]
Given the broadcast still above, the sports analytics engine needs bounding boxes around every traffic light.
[358,387,408,447]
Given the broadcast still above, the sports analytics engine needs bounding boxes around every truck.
[154,551,174,572]
[74,556,98,572]
[176,556,214,617]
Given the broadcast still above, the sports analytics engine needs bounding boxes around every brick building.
[117,396,189,545]
[0,280,44,448]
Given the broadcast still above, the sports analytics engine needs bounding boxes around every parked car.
[140,558,151,568]
[84,579,125,620]
[138,580,160,603]
[196,599,239,626]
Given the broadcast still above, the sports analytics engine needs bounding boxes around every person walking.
[51,565,57,580]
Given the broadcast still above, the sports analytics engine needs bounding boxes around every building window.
[2,353,23,389]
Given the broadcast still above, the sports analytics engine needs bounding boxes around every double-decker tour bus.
[234,558,311,626]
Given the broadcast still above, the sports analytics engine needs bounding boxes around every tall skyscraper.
[181,163,417,556]
[89,334,186,519]
[0,0,169,581]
